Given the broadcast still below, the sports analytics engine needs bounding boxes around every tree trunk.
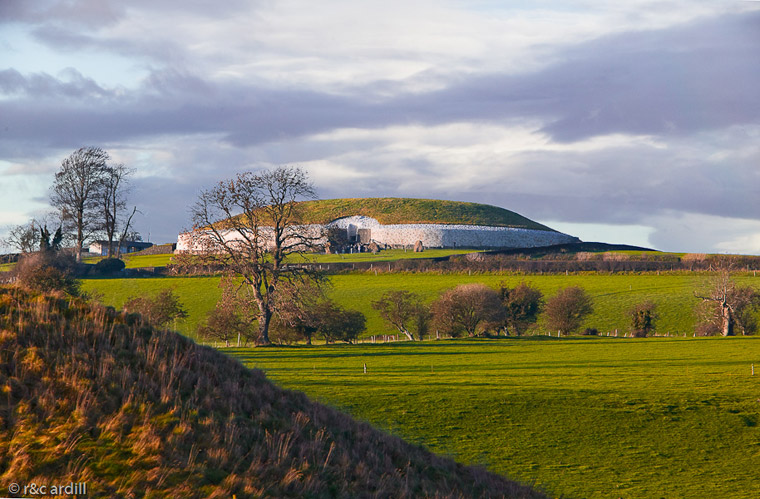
[76,216,84,263]
[721,302,734,336]
[257,308,272,345]
[400,329,414,341]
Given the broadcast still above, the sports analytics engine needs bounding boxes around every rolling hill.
[0,285,546,498]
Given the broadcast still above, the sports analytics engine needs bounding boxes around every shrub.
[14,252,79,295]
[124,289,188,329]
[94,258,125,274]
[628,301,658,337]
[499,282,543,336]
[315,302,366,344]
[581,327,599,336]
[543,286,593,336]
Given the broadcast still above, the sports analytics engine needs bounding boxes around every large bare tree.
[695,261,759,336]
[189,166,322,345]
[50,147,110,262]
[99,164,138,258]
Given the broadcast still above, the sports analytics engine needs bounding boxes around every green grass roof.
[295,198,556,231]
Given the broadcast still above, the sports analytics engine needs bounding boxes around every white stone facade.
[326,217,577,249]
[175,225,325,253]
[177,215,577,252]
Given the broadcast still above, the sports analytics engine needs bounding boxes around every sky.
[1,1,759,253]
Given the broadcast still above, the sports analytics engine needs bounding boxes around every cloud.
[647,212,760,254]
[0,67,111,99]
[0,0,125,27]
[2,10,756,155]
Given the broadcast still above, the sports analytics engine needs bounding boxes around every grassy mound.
[0,286,545,498]
[295,198,556,231]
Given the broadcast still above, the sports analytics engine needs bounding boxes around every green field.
[81,276,223,336]
[80,272,760,341]
[291,248,482,263]
[123,253,175,268]
[229,337,760,499]
[82,253,175,268]
[86,248,479,269]
[76,270,760,497]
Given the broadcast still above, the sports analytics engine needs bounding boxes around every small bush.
[14,253,79,295]
[628,301,658,337]
[94,258,125,274]
[581,327,599,336]
[124,289,188,329]
[19,265,79,295]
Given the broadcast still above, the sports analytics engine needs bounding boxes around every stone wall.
[327,216,577,249]
[369,223,577,248]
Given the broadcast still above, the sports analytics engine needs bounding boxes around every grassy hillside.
[232,337,760,499]
[287,198,556,231]
[0,285,545,498]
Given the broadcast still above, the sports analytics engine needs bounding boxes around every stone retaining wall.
[369,223,577,248]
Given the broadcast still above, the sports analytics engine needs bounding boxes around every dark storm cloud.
[4,10,757,151]
[404,11,760,140]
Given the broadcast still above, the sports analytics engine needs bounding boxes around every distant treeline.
[298,256,760,274]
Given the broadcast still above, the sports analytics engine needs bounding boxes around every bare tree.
[544,286,594,336]
[189,166,322,345]
[273,280,325,345]
[197,277,258,346]
[99,164,137,258]
[50,147,110,262]
[372,290,430,341]
[3,220,39,254]
[695,262,759,336]
[431,283,503,337]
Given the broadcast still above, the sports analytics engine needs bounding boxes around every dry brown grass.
[0,285,546,498]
